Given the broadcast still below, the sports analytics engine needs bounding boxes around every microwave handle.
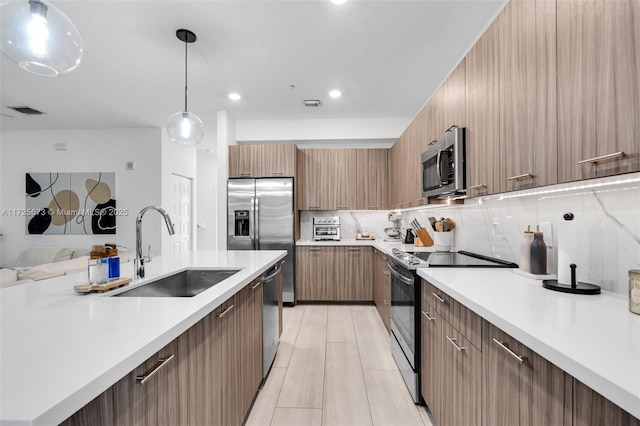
[436,149,443,185]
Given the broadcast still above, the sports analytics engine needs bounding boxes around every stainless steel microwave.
[421,127,466,199]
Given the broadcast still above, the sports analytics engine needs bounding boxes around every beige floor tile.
[363,369,423,426]
[271,408,323,426]
[350,304,375,312]
[322,343,372,426]
[245,367,287,426]
[273,305,306,368]
[277,305,328,408]
[327,305,356,343]
[352,310,396,370]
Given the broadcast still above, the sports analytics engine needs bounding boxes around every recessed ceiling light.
[228,93,241,101]
[329,89,342,98]
[331,0,348,4]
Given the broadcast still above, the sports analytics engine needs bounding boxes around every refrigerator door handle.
[255,196,260,249]
[250,196,256,249]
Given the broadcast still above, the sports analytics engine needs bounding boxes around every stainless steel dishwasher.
[262,263,281,378]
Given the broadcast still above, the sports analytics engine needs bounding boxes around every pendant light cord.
[184,37,188,112]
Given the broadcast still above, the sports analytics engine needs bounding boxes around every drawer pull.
[309,247,322,251]
[251,281,261,290]
[428,139,438,146]
[431,292,446,303]
[446,336,465,352]
[337,206,349,210]
[383,300,390,305]
[578,151,624,164]
[348,248,360,251]
[216,304,234,319]
[468,184,486,190]
[507,173,533,181]
[421,310,434,321]
[136,354,175,385]
[383,270,390,276]
[309,206,320,210]
[492,338,525,363]
[367,206,378,209]
[271,172,284,176]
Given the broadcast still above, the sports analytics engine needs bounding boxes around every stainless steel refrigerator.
[227,178,295,304]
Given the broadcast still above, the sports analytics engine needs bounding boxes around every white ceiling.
[0,0,505,150]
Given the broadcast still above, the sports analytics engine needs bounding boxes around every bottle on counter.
[530,229,547,275]
[519,226,534,273]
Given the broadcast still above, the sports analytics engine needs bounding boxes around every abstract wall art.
[25,172,117,235]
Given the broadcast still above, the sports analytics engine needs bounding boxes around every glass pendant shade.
[0,0,83,77]
[167,110,204,147]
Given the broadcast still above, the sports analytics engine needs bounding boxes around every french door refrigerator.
[227,178,295,304]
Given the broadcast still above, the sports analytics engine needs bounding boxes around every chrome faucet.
[134,206,175,279]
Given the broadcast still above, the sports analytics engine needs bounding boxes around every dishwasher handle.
[262,263,282,283]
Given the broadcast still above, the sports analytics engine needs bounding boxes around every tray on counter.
[74,277,132,294]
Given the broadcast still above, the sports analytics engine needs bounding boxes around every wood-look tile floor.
[246,304,435,426]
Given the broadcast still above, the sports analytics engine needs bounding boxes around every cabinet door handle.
[348,248,360,251]
[578,151,624,164]
[383,300,390,305]
[136,354,175,385]
[446,336,466,352]
[421,310,434,321]
[271,172,284,176]
[446,124,458,132]
[337,206,348,210]
[309,247,322,251]
[239,172,251,177]
[309,206,320,210]
[431,292,446,303]
[428,139,438,146]
[492,338,525,363]
[383,270,390,276]
[216,304,234,319]
[507,173,533,181]
[468,184,486,190]
[367,206,378,209]
[251,281,261,290]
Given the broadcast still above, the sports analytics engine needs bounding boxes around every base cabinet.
[574,379,640,426]
[482,320,572,426]
[373,248,390,331]
[296,246,373,302]
[61,275,269,426]
[420,305,442,425]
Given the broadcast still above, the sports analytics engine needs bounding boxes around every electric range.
[387,248,517,404]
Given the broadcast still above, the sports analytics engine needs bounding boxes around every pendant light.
[0,0,83,77]
[166,29,204,147]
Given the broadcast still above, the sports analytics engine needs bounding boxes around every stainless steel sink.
[113,269,241,297]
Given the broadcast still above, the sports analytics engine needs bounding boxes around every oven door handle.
[387,262,415,285]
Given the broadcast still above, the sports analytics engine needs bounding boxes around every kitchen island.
[0,250,286,426]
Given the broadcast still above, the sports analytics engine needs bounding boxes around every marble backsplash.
[300,172,640,295]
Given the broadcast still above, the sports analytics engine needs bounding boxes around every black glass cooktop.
[407,250,518,268]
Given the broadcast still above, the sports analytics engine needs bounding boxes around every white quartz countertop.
[417,268,640,419]
[0,250,286,426]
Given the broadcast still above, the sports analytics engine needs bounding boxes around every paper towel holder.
[543,264,601,295]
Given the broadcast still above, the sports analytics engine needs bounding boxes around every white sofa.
[1,247,134,288]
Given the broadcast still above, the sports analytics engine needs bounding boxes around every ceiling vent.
[303,99,322,107]
[8,106,45,115]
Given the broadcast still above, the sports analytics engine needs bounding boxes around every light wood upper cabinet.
[465,23,501,197]
[483,320,572,426]
[325,149,357,210]
[497,0,558,192]
[297,149,322,210]
[557,0,640,183]
[356,149,388,210]
[229,144,297,178]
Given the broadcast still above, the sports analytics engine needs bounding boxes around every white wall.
[196,150,216,250]
[160,132,198,255]
[216,111,235,250]
[0,128,162,267]
[236,117,410,144]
